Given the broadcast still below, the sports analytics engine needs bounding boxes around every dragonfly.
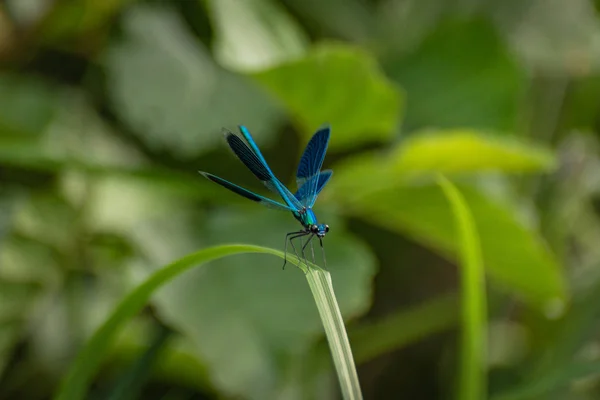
[199,125,332,269]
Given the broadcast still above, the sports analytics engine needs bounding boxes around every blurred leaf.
[330,130,557,196]
[374,0,448,55]
[350,293,458,363]
[39,0,138,42]
[55,245,273,400]
[392,130,556,174]
[492,360,600,400]
[0,234,60,283]
[562,75,600,131]
[0,92,150,180]
[252,42,403,149]
[106,325,171,400]
[12,192,78,254]
[384,18,524,133]
[0,322,21,376]
[152,209,375,399]
[491,0,600,75]
[280,0,376,43]
[207,0,309,72]
[104,4,283,157]
[0,73,57,138]
[109,325,212,393]
[0,281,41,321]
[438,176,487,400]
[337,183,565,310]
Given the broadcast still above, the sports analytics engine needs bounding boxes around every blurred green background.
[1,0,600,399]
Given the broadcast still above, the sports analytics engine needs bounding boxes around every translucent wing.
[294,170,332,207]
[199,172,293,211]
[233,126,304,210]
[296,125,331,206]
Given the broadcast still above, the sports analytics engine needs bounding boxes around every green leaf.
[150,209,375,399]
[384,18,524,133]
[329,130,557,197]
[392,130,556,175]
[103,4,282,157]
[54,244,367,400]
[338,183,565,310]
[252,42,403,149]
[438,176,487,400]
[207,0,309,72]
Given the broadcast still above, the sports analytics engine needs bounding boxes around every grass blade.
[306,267,363,400]
[437,176,487,400]
[53,244,362,400]
[54,244,277,400]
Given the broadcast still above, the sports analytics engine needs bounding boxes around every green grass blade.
[53,244,362,400]
[305,267,363,400]
[54,244,276,400]
[437,176,487,400]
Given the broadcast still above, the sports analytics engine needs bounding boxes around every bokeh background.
[1,0,600,399]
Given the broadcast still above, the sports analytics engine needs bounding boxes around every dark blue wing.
[234,126,304,210]
[199,172,293,211]
[294,170,332,207]
[295,125,331,206]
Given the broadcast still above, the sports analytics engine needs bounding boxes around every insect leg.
[282,231,307,270]
[301,234,315,269]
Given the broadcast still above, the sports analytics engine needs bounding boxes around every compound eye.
[325,225,330,233]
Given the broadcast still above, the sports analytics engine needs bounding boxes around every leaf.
[438,176,487,400]
[338,183,565,310]
[252,43,403,149]
[0,73,57,138]
[384,18,524,133]
[491,0,600,74]
[329,130,557,196]
[392,130,557,175]
[207,0,309,72]
[103,4,282,157]
[151,209,375,399]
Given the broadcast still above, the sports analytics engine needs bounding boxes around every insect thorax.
[294,207,318,229]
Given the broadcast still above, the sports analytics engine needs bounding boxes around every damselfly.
[200,125,331,269]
